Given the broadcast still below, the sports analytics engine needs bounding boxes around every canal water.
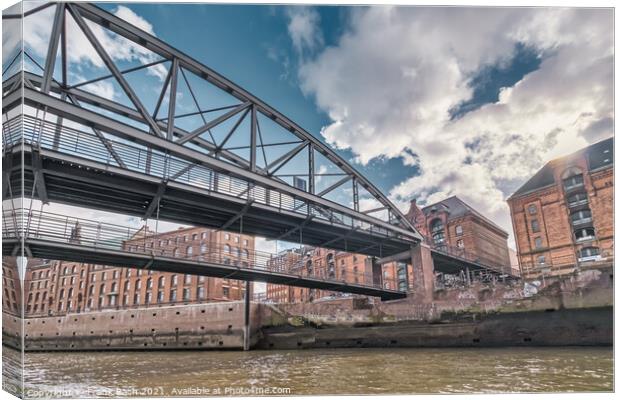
[3,346,613,397]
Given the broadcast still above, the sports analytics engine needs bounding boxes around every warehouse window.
[534,237,543,249]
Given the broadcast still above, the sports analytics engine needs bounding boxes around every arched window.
[158,276,165,288]
[171,274,178,285]
[562,167,584,190]
[201,243,208,254]
[68,288,73,298]
[147,278,153,289]
[88,285,94,296]
[224,244,231,254]
[99,283,106,294]
[111,282,117,292]
[173,248,179,257]
[135,280,141,291]
[124,281,130,291]
[455,225,463,236]
[187,246,193,256]
[59,289,65,299]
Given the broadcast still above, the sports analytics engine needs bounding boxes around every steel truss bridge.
[2,209,404,300]
[2,2,424,304]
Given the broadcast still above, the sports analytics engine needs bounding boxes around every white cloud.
[296,7,613,246]
[286,6,324,58]
[21,4,168,89]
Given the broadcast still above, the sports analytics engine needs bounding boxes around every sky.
[3,2,614,252]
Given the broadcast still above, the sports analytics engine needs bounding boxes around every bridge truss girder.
[2,2,422,258]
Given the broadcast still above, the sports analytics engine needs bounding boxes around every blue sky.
[6,3,613,248]
[96,3,425,192]
[93,3,545,197]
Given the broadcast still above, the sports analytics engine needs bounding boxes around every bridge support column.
[243,281,251,351]
[411,243,435,301]
[371,258,383,288]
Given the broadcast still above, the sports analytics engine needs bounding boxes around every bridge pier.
[410,243,435,301]
[243,280,251,351]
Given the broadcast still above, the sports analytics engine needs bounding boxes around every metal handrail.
[3,208,400,291]
[3,113,412,242]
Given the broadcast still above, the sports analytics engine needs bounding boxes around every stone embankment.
[3,267,612,351]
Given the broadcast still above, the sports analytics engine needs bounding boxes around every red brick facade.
[508,138,613,279]
[11,226,255,317]
[265,248,372,303]
[405,197,511,272]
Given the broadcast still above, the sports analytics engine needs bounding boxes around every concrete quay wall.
[257,306,613,349]
[3,267,612,351]
[4,301,274,351]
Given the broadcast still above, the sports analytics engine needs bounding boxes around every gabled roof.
[510,136,613,198]
[422,195,508,236]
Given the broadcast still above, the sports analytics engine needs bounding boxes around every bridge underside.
[431,251,508,276]
[4,147,412,258]
[3,238,406,301]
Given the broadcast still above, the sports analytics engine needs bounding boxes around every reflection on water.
[3,346,613,397]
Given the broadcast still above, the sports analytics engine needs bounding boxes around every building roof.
[510,136,613,198]
[422,195,508,236]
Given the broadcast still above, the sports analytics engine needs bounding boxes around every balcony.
[578,254,602,263]
[571,217,592,226]
[567,198,588,208]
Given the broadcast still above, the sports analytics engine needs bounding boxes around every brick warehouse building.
[265,247,373,303]
[507,137,613,279]
[14,225,255,317]
[266,195,512,303]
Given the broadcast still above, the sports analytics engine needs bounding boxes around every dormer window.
[562,167,584,191]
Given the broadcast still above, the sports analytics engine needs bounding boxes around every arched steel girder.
[2,2,423,250]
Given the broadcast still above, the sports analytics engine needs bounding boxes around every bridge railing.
[3,113,412,243]
[424,237,515,276]
[3,208,399,291]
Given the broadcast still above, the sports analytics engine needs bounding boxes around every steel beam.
[267,142,308,175]
[166,58,178,141]
[316,175,351,197]
[31,150,49,204]
[3,238,406,300]
[213,107,250,153]
[66,94,127,168]
[70,2,417,233]
[308,144,315,194]
[243,281,251,351]
[218,199,254,231]
[18,88,419,240]
[273,215,314,241]
[67,4,163,138]
[143,181,167,220]
[177,102,251,145]
[250,105,257,172]
[41,4,64,94]
[317,227,360,248]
